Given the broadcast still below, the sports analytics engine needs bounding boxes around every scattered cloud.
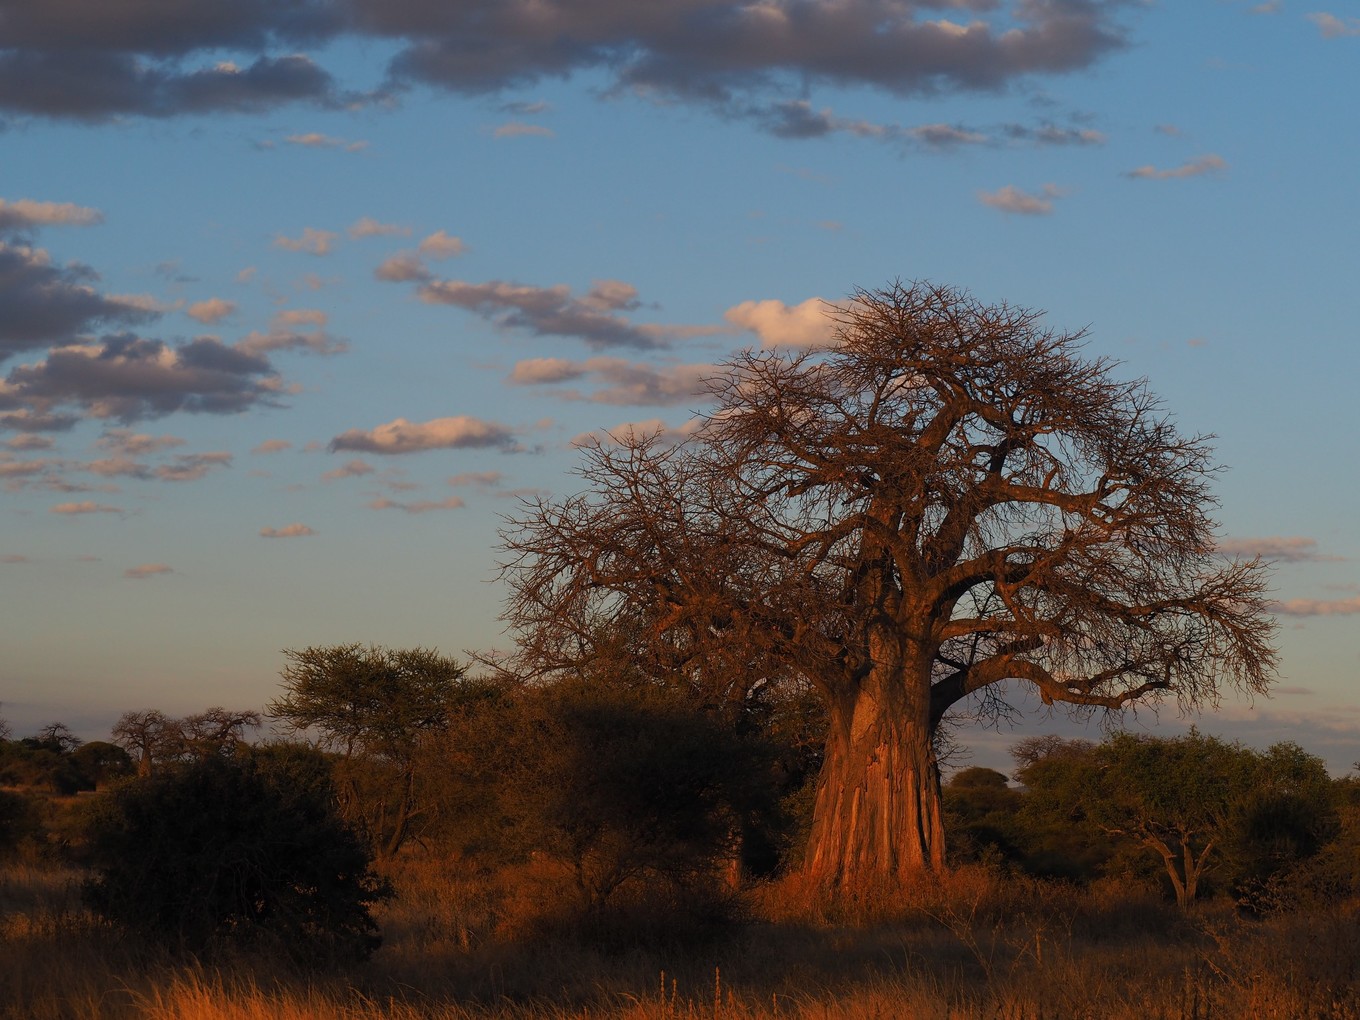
[572,417,704,448]
[1217,537,1343,563]
[322,458,376,480]
[447,470,504,488]
[51,500,122,515]
[185,298,237,324]
[6,434,54,450]
[260,523,315,538]
[977,183,1065,215]
[154,451,232,482]
[375,252,432,283]
[0,242,160,361]
[286,132,368,152]
[348,217,410,239]
[508,356,716,406]
[493,122,555,139]
[1269,596,1360,617]
[252,439,291,454]
[273,227,338,256]
[124,563,172,579]
[1002,123,1105,146]
[274,308,328,327]
[367,496,465,513]
[724,297,836,350]
[0,198,103,235]
[1308,12,1360,37]
[417,230,466,259]
[98,430,185,456]
[1125,154,1227,179]
[330,415,520,455]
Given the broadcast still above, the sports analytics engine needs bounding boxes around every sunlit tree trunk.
[804,653,946,890]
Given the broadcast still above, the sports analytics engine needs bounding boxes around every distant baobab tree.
[500,281,1276,894]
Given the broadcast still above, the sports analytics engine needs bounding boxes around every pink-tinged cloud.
[51,500,122,514]
[154,452,232,482]
[286,133,368,152]
[1269,597,1360,617]
[448,471,504,487]
[322,458,375,480]
[252,439,291,454]
[0,198,103,233]
[260,523,316,538]
[572,417,705,448]
[493,122,555,139]
[99,429,185,456]
[725,297,836,350]
[6,434,53,450]
[417,230,466,259]
[374,252,432,283]
[273,227,338,255]
[348,217,409,239]
[273,308,328,327]
[330,416,518,454]
[368,496,465,513]
[186,298,236,324]
[1217,536,1343,563]
[124,563,172,579]
[1308,12,1360,37]
[509,356,715,406]
[977,183,1064,215]
[1125,154,1227,180]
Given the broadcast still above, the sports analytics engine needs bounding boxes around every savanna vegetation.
[2,285,1352,1018]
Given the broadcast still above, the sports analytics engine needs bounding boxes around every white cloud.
[330,416,519,454]
[348,217,410,239]
[367,496,466,513]
[724,297,836,350]
[186,298,237,324]
[260,523,316,538]
[1308,12,1360,37]
[124,563,172,579]
[1125,154,1227,179]
[273,227,338,255]
[417,230,466,259]
[977,183,1064,215]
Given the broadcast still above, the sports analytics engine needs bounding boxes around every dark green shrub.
[82,752,390,964]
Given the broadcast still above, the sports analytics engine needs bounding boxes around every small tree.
[502,282,1276,892]
[83,752,389,963]
[269,644,469,857]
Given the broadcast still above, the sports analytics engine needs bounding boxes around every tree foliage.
[501,282,1276,890]
[82,751,390,964]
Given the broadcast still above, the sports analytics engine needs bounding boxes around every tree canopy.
[501,281,1277,892]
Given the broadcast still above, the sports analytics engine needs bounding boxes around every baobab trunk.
[803,661,946,892]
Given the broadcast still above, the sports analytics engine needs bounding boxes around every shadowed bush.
[81,749,390,965]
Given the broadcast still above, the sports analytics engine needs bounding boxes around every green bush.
[82,751,390,965]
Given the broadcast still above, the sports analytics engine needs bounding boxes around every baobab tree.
[500,282,1276,893]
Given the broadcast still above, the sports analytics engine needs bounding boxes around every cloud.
[493,121,555,139]
[274,308,328,327]
[409,277,680,350]
[417,230,466,259]
[273,227,338,256]
[367,496,465,513]
[1308,12,1360,37]
[260,523,315,538]
[0,198,103,235]
[186,298,236,324]
[1002,123,1106,146]
[572,416,705,448]
[330,415,519,455]
[448,470,504,488]
[0,242,160,361]
[97,429,184,456]
[977,183,1064,215]
[154,451,232,482]
[348,217,410,239]
[508,356,716,406]
[286,132,368,152]
[0,333,284,424]
[1269,597,1360,617]
[6,434,54,450]
[374,252,433,283]
[51,500,122,515]
[1217,536,1343,563]
[252,439,291,454]
[1125,154,1227,180]
[83,455,151,479]
[724,297,836,350]
[124,563,172,579]
[235,320,347,357]
[322,458,376,479]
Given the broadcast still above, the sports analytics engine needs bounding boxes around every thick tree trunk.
[803,660,946,892]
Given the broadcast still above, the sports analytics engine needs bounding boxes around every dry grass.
[3,855,1358,1020]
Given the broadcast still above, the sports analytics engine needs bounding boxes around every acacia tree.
[500,283,1276,892]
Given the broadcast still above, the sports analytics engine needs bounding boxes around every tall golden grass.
[3,856,1358,1019]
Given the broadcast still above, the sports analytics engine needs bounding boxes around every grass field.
[3,858,1358,1020]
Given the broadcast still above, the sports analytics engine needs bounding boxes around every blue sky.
[2,1,1357,773]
